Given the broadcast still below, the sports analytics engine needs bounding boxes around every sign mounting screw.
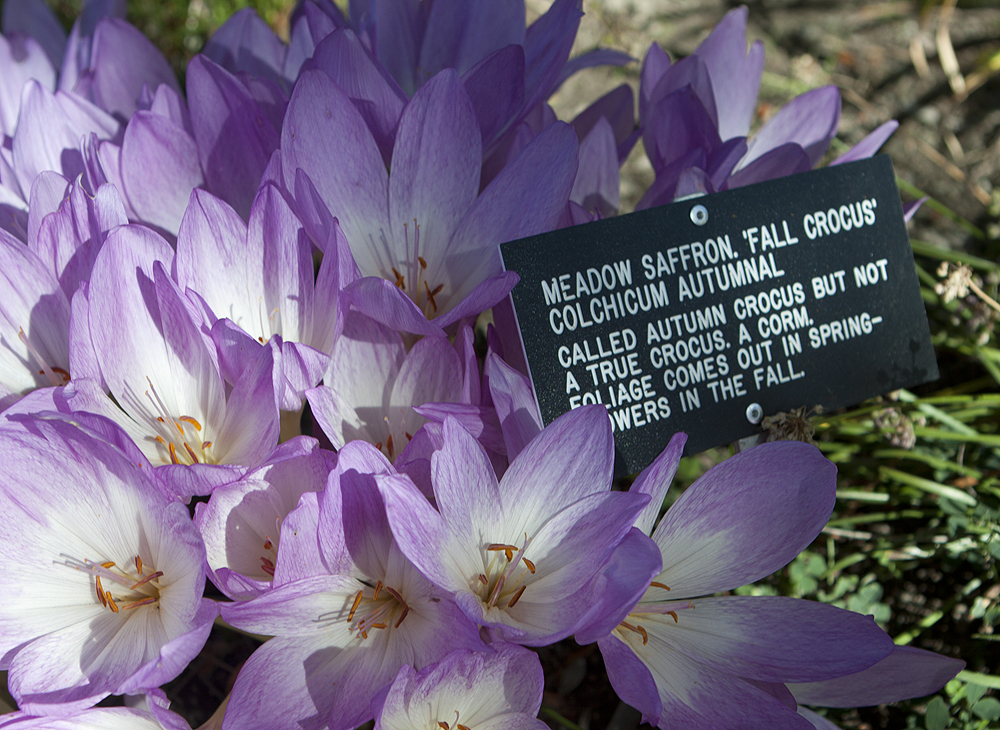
[745,403,763,425]
[690,204,708,226]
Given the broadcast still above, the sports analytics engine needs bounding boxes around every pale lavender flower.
[373,644,548,730]
[194,437,334,600]
[220,441,486,730]
[590,436,899,729]
[378,405,651,645]
[282,66,576,330]
[305,305,464,457]
[0,224,72,409]
[66,223,280,498]
[175,183,348,409]
[0,416,215,714]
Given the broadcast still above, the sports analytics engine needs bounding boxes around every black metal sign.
[500,155,938,471]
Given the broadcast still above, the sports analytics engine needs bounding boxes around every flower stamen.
[620,621,648,645]
[506,585,526,608]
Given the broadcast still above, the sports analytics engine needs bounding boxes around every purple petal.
[446,121,578,304]
[651,441,836,598]
[312,28,407,165]
[692,7,764,141]
[462,45,526,151]
[521,0,583,113]
[571,116,619,216]
[660,596,894,683]
[433,270,519,329]
[378,471,465,593]
[414,402,505,454]
[598,634,662,724]
[706,136,748,190]
[33,179,127,299]
[118,599,218,694]
[221,574,363,635]
[12,81,119,196]
[0,34,55,138]
[88,18,180,120]
[903,196,927,222]
[251,182,314,344]
[649,663,815,730]
[674,166,713,199]
[187,54,279,219]
[279,341,328,408]
[646,84,720,173]
[455,323,479,405]
[273,491,325,585]
[389,69,481,285]
[210,318,264,386]
[787,645,964,707]
[25,170,70,249]
[203,8,287,85]
[573,527,662,644]
[212,340,280,467]
[373,0,423,95]
[742,86,841,169]
[484,351,541,461]
[390,332,463,411]
[420,0,525,80]
[726,142,811,189]
[571,84,636,163]
[343,277,441,336]
[639,42,671,127]
[500,404,613,518]
[281,70,388,270]
[630,432,686,536]
[176,188,250,327]
[317,440,393,575]
[120,110,204,235]
[830,120,899,166]
[430,415,504,549]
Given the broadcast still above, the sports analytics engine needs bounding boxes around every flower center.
[19,327,70,387]
[388,219,446,319]
[141,377,215,465]
[254,298,282,344]
[344,579,410,640]
[61,554,164,614]
[474,536,535,610]
[259,533,277,578]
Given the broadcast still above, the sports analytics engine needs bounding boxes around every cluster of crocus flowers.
[0,0,964,728]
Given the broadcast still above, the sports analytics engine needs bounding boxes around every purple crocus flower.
[0,416,216,714]
[66,223,280,499]
[377,405,652,645]
[175,183,346,409]
[305,305,464,457]
[194,436,334,600]
[637,7,898,208]
[8,80,119,207]
[373,644,548,730]
[590,435,900,729]
[220,441,486,730]
[0,224,72,408]
[282,66,577,330]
